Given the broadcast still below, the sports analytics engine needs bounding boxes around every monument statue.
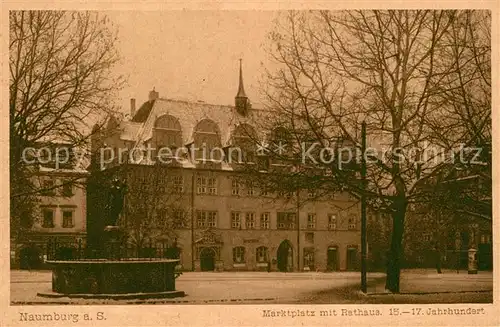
[107,177,127,227]
[102,177,127,259]
[40,174,184,300]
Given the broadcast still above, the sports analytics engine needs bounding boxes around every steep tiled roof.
[119,121,142,141]
[120,98,268,149]
[131,100,155,123]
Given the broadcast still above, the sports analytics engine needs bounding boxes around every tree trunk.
[385,201,407,293]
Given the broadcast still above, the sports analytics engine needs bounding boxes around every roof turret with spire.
[235,59,251,115]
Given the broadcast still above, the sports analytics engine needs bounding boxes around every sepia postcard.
[1,1,498,326]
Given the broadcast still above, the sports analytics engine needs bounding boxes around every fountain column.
[38,176,185,299]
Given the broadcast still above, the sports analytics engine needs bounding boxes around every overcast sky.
[106,11,279,114]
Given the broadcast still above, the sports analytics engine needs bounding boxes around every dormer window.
[231,123,258,164]
[193,119,222,162]
[154,115,182,155]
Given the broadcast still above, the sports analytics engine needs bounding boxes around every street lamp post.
[361,121,367,293]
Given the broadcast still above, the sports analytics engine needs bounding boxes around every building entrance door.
[200,247,215,271]
[346,247,358,271]
[327,246,338,271]
[277,240,293,272]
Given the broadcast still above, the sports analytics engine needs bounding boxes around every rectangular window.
[231,180,240,196]
[157,175,168,185]
[246,182,255,196]
[277,212,296,230]
[256,247,268,263]
[208,177,217,195]
[307,213,316,229]
[62,210,74,228]
[303,248,315,270]
[422,233,432,242]
[156,209,167,228]
[196,211,206,227]
[260,189,269,197]
[42,209,55,228]
[173,175,184,193]
[288,213,296,229]
[196,210,217,228]
[245,212,255,229]
[232,247,245,263]
[260,212,270,229]
[197,176,207,194]
[328,214,337,230]
[207,211,217,227]
[348,217,356,230]
[305,232,314,243]
[173,210,186,229]
[278,213,285,229]
[277,212,286,229]
[231,212,241,229]
[62,182,74,197]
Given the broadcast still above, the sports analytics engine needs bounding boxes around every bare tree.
[249,10,490,292]
[119,164,188,256]
[9,11,124,241]
[423,10,491,219]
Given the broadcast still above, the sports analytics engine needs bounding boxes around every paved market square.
[11,269,492,305]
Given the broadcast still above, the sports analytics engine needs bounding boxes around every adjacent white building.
[11,146,88,269]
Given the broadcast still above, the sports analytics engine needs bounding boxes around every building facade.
[403,209,492,270]
[11,154,88,269]
[89,63,363,272]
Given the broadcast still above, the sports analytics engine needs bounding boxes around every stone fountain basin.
[37,259,185,299]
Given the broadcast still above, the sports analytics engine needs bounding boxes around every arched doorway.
[277,240,293,272]
[199,247,216,271]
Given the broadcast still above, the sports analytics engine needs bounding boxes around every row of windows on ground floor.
[185,244,360,271]
[11,243,360,272]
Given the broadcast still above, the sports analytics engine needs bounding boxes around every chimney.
[149,87,159,102]
[130,98,136,118]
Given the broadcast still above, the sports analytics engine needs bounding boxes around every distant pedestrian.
[435,244,442,274]
[25,253,32,272]
[267,259,271,272]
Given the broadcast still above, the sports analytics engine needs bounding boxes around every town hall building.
[88,62,362,272]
